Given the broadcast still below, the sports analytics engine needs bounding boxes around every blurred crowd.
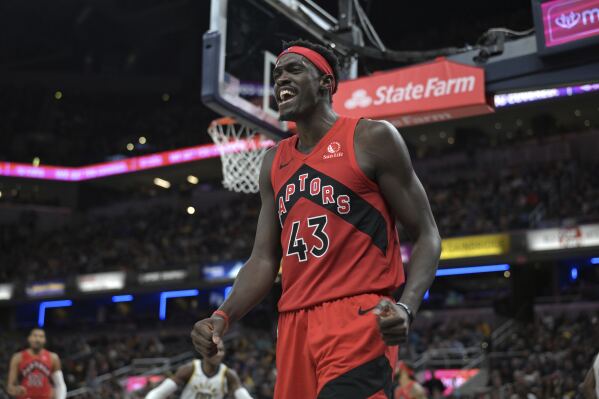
[487,311,599,398]
[2,157,599,284]
[429,159,599,236]
[0,196,258,283]
[0,320,276,399]
[2,310,596,398]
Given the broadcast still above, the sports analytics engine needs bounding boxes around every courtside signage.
[542,0,599,47]
[527,224,599,250]
[423,369,480,396]
[126,376,165,392]
[334,58,492,126]
[440,234,510,260]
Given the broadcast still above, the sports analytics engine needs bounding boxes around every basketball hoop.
[207,117,274,194]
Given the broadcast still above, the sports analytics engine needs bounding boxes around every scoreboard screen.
[532,0,599,54]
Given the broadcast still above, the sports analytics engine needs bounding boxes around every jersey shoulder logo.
[323,141,343,159]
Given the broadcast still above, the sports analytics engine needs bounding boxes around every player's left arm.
[225,369,253,399]
[50,353,67,399]
[582,361,597,399]
[357,120,441,345]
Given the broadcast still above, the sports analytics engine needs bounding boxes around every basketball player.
[582,352,599,399]
[6,328,67,399]
[145,340,252,399]
[393,362,425,399]
[191,39,441,398]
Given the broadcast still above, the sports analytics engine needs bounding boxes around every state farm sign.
[333,58,492,127]
[542,0,599,47]
[344,76,476,109]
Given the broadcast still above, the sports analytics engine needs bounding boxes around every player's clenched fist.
[190,316,227,357]
[373,299,409,346]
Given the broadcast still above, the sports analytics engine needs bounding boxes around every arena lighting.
[187,175,199,184]
[138,136,147,144]
[435,264,510,277]
[0,283,13,300]
[0,140,269,182]
[153,177,171,189]
[187,206,196,215]
[38,300,72,327]
[493,83,599,108]
[159,289,199,320]
[590,257,599,264]
[112,295,134,303]
[570,267,578,281]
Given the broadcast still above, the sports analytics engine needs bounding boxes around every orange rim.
[210,116,237,127]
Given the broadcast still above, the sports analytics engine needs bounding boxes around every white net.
[207,118,274,194]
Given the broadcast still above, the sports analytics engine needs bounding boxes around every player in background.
[393,362,426,399]
[192,38,441,398]
[145,341,252,399]
[6,328,67,399]
[582,352,599,399]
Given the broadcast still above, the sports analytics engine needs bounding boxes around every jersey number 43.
[286,215,329,262]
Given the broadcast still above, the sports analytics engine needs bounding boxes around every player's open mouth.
[278,87,298,105]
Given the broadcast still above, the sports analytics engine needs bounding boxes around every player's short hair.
[29,328,45,335]
[282,39,340,95]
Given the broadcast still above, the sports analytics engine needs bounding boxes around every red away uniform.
[18,349,53,399]
[271,116,405,398]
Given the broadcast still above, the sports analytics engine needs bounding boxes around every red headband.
[277,46,336,94]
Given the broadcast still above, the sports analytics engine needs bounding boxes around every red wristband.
[212,310,230,331]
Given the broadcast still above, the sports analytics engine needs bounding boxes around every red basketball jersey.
[18,349,53,399]
[271,116,405,312]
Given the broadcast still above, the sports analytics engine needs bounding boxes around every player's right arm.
[145,362,194,399]
[7,353,27,397]
[191,146,282,356]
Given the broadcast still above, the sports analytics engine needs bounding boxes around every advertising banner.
[334,58,492,127]
[77,272,126,292]
[25,281,65,298]
[527,224,599,251]
[203,261,244,281]
[441,234,510,260]
[138,270,187,284]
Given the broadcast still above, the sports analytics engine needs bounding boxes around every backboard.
[202,0,360,140]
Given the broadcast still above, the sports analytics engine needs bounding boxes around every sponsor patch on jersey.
[323,141,343,159]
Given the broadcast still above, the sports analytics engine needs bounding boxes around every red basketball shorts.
[274,293,398,399]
